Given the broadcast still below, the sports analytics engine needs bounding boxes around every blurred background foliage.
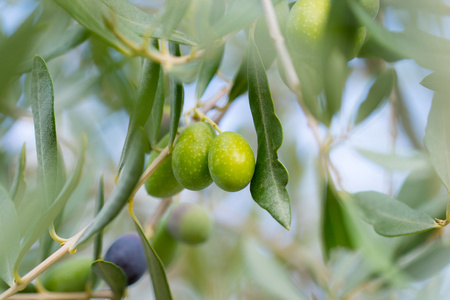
[1,0,450,299]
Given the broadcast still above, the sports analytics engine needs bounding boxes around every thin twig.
[0,228,87,300]
[5,290,114,300]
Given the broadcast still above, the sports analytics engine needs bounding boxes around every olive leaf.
[354,191,440,237]
[168,42,184,147]
[73,130,145,250]
[31,55,61,205]
[15,138,86,272]
[355,68,396,125]
[146,69,166,148]
[118,44,160,172]
[0,184,20,286]
[10,143,26,204]
[424,93,450,191]
[159,0,192,40]
[421,71,450,94]
[133,217,173,300]
[195,45,224,100]
[322,182,355,259]
[247,37,291,230]
[91,260,127,300]
[54,0,196,53]
[229,55,248,102]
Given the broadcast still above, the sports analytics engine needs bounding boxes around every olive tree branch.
[0,228,87,300]
[4,290,114,300]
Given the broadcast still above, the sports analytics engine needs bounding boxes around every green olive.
[145,134,184,198]
[40,257,92,292]
[150,217,180,267]
[167,203,213,245]
[172,122,216,191]
[208,132,255,192]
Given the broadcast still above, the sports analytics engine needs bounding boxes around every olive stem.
[4,290,114,299]
[193,108,222,134]
[0,228,87,300]
[48,223,69,244]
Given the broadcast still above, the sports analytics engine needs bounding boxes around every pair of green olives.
[145,122,256,196]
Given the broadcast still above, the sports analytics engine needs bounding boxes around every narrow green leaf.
[322,182,354,259]
[401,243,450,281]
[243,239,306,300]
[133,217,173,300]
[424,93,450,191]
[15,139,86,270]
[394,84,422,150]
[31,55,59,204]
[229,55,248,102]
[119,45,160,172]
[146,69,166,148]
[54,0,196,54]
[324,48,349,118]
[160,0,192,39]
[10,143,27,204]
[354,191,439,237]
[17,26,90,74]
[0,184,20,286]
[247,37,291,229]
[213,0,281,39]
[168,42,184,146]
[355,69,395,125]
[357,149,427,171]
[397,167,441,209]
[421,71,450,95]
[86,176,105,291]
[91,260,127,300]
[349,0,450,71]
[195,45,224,100]
[73,130,145,250]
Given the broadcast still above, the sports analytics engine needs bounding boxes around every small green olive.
[172,122,216,191]
[40,257,92,292]
[208,132,255,192]
[145,134,184,198]
[167,203,213,245]
[150,218,180,268]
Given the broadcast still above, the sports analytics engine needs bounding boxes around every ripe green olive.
[208,132,255,192]
[166,203,213,245]
[172,122,216,191]
[145,134,184,198]
[285,0,378,60]
[40,257,92,292]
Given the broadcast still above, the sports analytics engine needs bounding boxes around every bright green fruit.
[360,0,380,19]
[286,0,331,56]
[208,132,255,192]
[145,134,184,198]
[41,257,92,292]
[167,203,213,245]
[172,122,216,191]
[150,217,180,267]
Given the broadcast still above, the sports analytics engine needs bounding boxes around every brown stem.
[5,290,114,300]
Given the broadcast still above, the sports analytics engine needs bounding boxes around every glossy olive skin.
[41,257,92,292]
[172,122,216,191]
[167,203,213,245]
[208,132,255,192]
[145,134,184,198]
[103,233,146,286]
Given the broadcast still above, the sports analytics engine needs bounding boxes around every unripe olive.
[145,134,184,198]
[167,203,213,245]
[150,218,180,268]
[208,132,255,192]
[40,257,92,292]
[172,122,216,191]
[103,233,146,286]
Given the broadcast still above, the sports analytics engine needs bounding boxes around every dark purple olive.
[103,233,147,285]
